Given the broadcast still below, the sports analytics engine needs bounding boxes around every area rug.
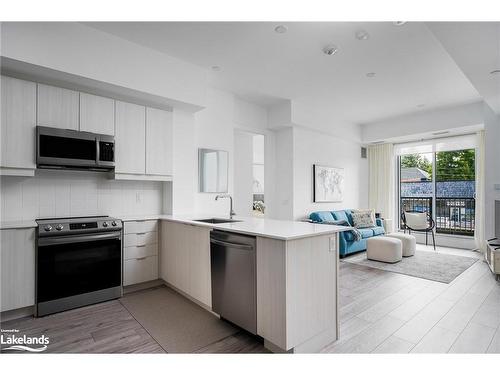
[342,250,479,283]
[120,287,238,353]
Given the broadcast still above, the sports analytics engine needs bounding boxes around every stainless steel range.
[35,216,123,317]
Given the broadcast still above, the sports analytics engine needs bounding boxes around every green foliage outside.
[401,149,475,181]
[400,153,432,177]
[436,149,475,181]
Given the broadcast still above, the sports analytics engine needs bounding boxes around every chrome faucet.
[215,194,236,219]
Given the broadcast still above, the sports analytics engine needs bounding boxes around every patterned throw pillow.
[351,209,375,228]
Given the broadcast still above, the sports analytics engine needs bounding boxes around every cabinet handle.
[137,245,146,248]
[137,232,147,235]
[136,257,147,261]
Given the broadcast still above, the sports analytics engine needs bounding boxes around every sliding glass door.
[398,146,476,237]
[435,149,476,235]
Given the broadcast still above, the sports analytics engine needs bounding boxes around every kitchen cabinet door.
[0,76,37,171]
[187,225,212,307]
[37,84,79,130]
[160,221,190,294]
[114,101,146,174]
[160,221,211,307]
[146,107,173,176]
[79,93,115,135]
[123,256,158,286]
[0,228,36,312]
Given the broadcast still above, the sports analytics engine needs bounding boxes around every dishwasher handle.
[210,238,254,251]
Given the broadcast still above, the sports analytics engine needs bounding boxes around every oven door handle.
[38,232,121,246]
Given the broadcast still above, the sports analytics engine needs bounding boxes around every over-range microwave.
[36,126,115,171]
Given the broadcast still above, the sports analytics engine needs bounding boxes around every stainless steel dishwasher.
[210,230,257,334]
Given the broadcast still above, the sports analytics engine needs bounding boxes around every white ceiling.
[427,22,500,114]
[84,22,483,125]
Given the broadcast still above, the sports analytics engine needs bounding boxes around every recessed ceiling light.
[322,44,339,56]
[393,21,407,26]
[490,69,500,75]
[366,72,376,78]
[211,65,221,72]
[416,103,426,108]
[355,29,370,40]
[274,25,288,34]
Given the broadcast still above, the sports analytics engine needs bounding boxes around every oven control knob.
[102,222,108,227]
[44,225,53,232]
[111,221,117,226]
[55,224,63,231]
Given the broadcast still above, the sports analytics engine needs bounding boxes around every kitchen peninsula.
[153,215,348,353]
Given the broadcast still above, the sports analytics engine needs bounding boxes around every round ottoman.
[366,236,402,263]
[386,233,416,257]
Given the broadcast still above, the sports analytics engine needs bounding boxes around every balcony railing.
[400,197,475,236]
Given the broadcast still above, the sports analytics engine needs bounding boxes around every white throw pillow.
[351,209,375,228]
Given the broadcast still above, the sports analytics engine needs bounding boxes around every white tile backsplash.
[0,171,164,221]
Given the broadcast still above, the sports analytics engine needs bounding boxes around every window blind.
[394,134,477,155]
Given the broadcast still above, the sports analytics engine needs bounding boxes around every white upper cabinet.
[115,100,146,175]
[1,76,37,172]
[146,107,173,176]
[79,93,115,135]
[37,84,79,130]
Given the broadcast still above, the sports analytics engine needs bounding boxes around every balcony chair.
[401,210,436,250]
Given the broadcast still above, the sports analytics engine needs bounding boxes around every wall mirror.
[198,148,228,193]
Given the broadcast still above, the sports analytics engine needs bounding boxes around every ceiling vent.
[432,131,450,136]
[361,147,367,159]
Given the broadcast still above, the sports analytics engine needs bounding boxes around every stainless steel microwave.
[36,126,115,171]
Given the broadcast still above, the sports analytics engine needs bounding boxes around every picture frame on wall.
[313,164,344,203]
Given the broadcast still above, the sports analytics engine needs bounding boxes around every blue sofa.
[309,209,385,257]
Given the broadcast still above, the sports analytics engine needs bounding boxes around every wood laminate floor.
[324,245,500,353]
[1,245,498,354]
[0,287,268,354]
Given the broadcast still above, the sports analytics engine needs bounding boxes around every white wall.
[292,101,362,143]
[1,22,207,108]
[273,127,295,220]
[194,88,235,216]
[483,102,500,238]
[0,171,163,222]
[233,130,254,217]
[233,97,268,132]
[292,127,368,220]
[362,101,484,143]
[171,109,197,215]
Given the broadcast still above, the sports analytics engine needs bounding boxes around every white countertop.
[0,220,38,229]
[155,214,349,241]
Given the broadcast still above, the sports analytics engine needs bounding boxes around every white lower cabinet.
[123,256,158,286]
[1,228,36,312]
[160,221,212,307]
[122,220,159,286]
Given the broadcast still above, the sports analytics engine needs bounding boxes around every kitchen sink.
[193,218,242,224]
